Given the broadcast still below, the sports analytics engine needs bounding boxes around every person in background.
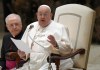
[0,13,23,70]
[17,5,74,70]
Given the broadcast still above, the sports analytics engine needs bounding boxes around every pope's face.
[37,6,52,27]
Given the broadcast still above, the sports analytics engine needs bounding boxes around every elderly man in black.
[0,13,23,70]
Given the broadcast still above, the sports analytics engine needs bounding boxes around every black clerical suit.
[0,31,23,70]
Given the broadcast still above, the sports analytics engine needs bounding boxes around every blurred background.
[0,0,100,70]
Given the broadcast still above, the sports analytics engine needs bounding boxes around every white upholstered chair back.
[54,4,96,69]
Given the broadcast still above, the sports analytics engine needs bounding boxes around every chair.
[50,4,96,70]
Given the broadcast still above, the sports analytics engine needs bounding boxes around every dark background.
[1,0,100,44]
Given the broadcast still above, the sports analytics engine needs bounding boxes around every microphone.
[28,25,34,32]
[29,25,34,30]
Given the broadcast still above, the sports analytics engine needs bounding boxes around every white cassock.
[17,20,74,70]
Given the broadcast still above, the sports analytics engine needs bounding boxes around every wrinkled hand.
[47,35,58,48]
[17,50,26,59]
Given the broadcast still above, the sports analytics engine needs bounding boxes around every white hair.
[5,13,22,24]
[38,5,51,12]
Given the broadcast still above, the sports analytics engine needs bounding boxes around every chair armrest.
[48,48,85,62]
[47,48,85,70]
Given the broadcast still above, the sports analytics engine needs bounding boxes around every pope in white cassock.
[17,5,74,70]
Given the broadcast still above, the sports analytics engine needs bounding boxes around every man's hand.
[17,50,26,59]
[47,35,58,48]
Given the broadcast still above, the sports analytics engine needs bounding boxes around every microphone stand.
[29,34,53,70]
[28,25,53,70]
[48,54,52,70]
